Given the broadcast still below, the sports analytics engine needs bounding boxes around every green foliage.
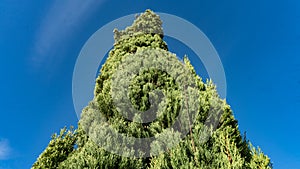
[248,143,272,169]
[114,9,164,43]
[32,9,272,169]
[32,127,76,169]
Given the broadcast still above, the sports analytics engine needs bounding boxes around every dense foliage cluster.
[32,10,272,169]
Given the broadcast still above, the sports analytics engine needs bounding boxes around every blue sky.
[0,0,299,168]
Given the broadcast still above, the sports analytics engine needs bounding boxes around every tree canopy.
[32,10,272,169]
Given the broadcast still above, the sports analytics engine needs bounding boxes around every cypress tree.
[32,10,272,169]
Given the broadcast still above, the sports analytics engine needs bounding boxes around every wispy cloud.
[31,0,106,69]
[0,139,11,160]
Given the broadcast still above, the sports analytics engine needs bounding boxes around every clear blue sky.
[0,0,299,168]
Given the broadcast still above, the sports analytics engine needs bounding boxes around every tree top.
[114,9,164,43]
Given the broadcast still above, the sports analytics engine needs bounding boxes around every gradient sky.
[0,0,299,168]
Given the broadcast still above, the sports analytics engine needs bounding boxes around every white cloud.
[32,0,106,68]
[0,139,11,160]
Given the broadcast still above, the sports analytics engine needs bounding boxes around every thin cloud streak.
[32,0,106,69]
[0,139,11,160]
